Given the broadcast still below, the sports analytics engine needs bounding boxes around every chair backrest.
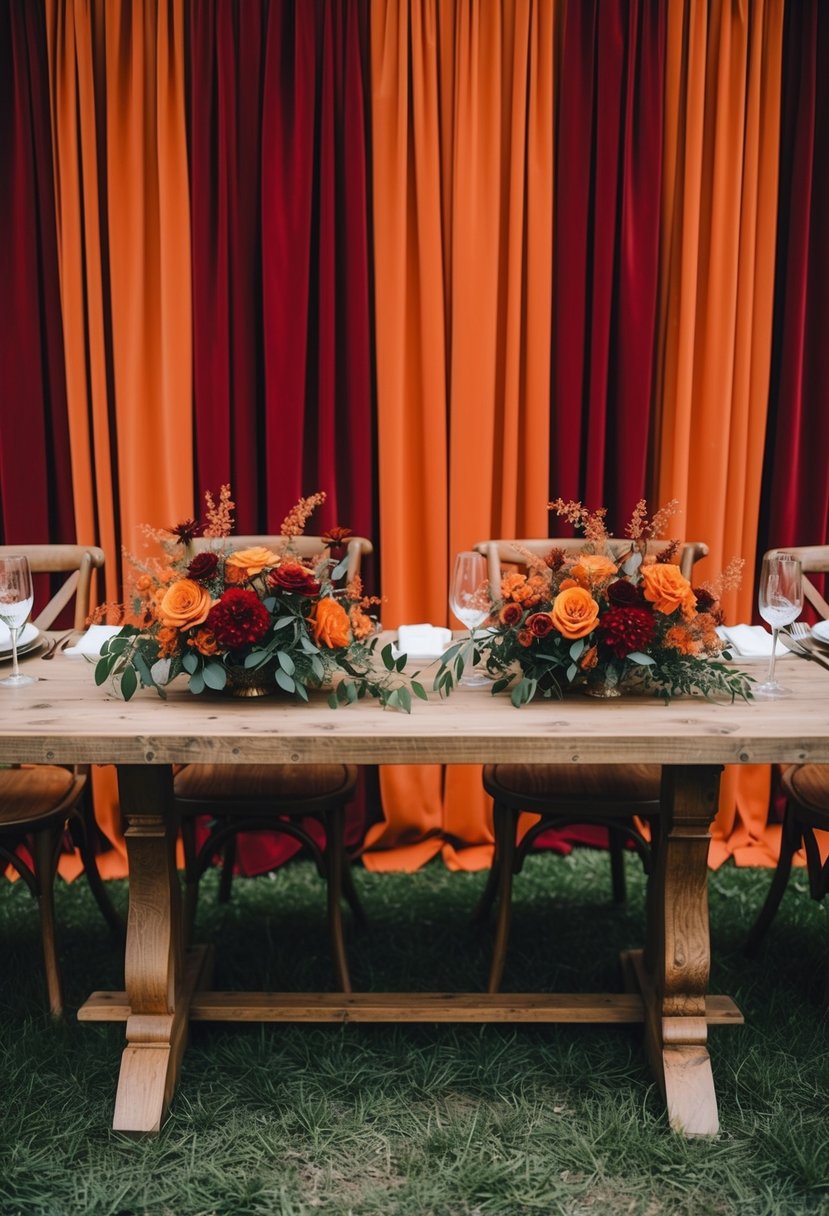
[189,535,373,584]
[474,538,708,597]
[765,546,829,620]
[0,544,105,631]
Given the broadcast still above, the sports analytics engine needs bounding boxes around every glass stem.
[767,628,778,687]
[10,626,20,680]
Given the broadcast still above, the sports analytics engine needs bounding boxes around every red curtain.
[550,0,665,530]
[189,0,377,877]
[0,0,74,553]
[757,1,829,588]
[260,0,375,543]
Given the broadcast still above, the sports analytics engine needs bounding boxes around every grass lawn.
[1,847,829,1215]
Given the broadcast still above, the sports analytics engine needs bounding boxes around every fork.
[40,631,75,660]
[781,623,829,672]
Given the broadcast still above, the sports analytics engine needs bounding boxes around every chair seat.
[782,764,829,817]
[483,762,661,808]
[174,763,358,808]
[0,766,81,828]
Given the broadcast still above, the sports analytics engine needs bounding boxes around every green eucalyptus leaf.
[182,651,199,674]
[277,652,296,675]
[411,681,428,701]
[189,670,205,695]
[120,665,138,701]
[275,669,295,693]
[203,662,227,691]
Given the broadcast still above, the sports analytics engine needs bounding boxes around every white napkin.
[394,623,453,659]
[0,621,39,652]
[719,624,792,658]
[63,624,124,657]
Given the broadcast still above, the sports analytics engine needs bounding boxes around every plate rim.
[811,620,829,645]
[0,623,41,656]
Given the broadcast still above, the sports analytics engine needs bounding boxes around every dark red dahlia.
[206,588,270,649]
[598,607,656,658]
[268,562,321,597]
[606,578,642,607]
[187,551,219,583]
[694,587,717,614]
[545,547,567,572]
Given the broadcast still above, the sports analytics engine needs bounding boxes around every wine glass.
[450,551,490,688]
[0,554,37,688]
[754,552,802,699]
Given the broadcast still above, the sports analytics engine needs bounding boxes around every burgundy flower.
[206,588,270,649]
[526,611,555,638]
[545,547,567,572]
[598,607,656,658]
[499,601,523,627]
[268,562,321,597]
[606,578,642,607]
[187,551,219,583]
[170,517,201,544]
[694,587,717,614]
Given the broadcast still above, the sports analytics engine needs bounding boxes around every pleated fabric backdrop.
[1,0,827,881]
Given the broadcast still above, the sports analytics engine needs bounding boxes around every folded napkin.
[719,624,793,658]
[63,624,123,658]
[394,623,453,659]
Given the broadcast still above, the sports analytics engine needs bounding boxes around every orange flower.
[312,597,352,648]
[135,574,154,597]
[499,602,523,626]
[558,577,579,591]
[641,563,696,619]
[517,628,533,647]
[156,578,212,629]
[349,605,375,640]
[501,572,531,602]
[187,628,221,656]
[664,625,700,655]
[156,625,180,658]
[571,553,618,588]
[580,644,599,670]
[550,586,600,639]
[225,546,280,579]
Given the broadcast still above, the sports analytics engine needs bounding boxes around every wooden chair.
[472,537,709,993]
[0,545,121,1016]
[746,546,829,967]
[175,535,372,992]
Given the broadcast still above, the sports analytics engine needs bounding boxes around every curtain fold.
[655,0,785,868]
[551,0,665,529]
[757,1,829,578]
[0,0,75,553]
[368,0,556,872]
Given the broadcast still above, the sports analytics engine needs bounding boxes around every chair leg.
[326,806,352,993]
[341,855,367,930]
[218,834,236,904]
[474,852,501,925]
[74,801,122,939]
[33,825,64,1018]
[745,806,800,956]
[608,826,627,904]
[488,804,516,994]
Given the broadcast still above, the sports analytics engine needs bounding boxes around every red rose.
[206,588,270,649]
[268,562,321,597]
[499,601,523,627]
[526,612,554,638]
[598,607,656,658]
[187,551,219,583]
[606,579,642,607]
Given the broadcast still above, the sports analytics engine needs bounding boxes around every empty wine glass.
[0,554,37,688]
[450,551,490,688]
[754,552,802,699]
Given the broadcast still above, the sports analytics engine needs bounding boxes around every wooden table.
[1,653,827,1138]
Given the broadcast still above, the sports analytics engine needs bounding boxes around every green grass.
[2,848,829,1215]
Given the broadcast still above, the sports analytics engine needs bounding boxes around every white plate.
[811,620,829,646]
[0,621,40,654]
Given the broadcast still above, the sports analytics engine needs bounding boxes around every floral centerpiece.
[95,487,423,711]
[436,498,753,704]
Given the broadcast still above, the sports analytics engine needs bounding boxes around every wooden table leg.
[112,765,189,1136]
[639,764,722,1137]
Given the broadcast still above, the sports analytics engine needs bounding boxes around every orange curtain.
[368,0,556,871]
[655,0,785,867]
[45,0,192,879]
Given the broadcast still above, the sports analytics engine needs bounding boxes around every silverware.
[790,621,829,650]
[41,632,74,661]
[781,627,829,673]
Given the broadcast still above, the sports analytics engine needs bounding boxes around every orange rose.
[187,628,221,656]
[156,578,212,629]
[571,553,618,588]
[312,597,352,648]
[225,546,280,579]
[550,586,599,639]
[640,563,696,618]
[558,577,578,591]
